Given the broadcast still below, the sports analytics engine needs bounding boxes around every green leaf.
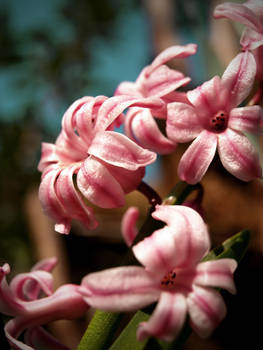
[109,311,150,350]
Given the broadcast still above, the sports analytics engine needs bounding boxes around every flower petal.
[77,157,125,208]
[38,143,58,172]
[178,130,217,184]
[121,206,139,247]
[25,327,70,350]
[55,164,98,230]
[80,266,159,312]
[193,259,237,294]
[229,106,263,133]
[152,205,210,267]
[127,108,177,154]
[187,285,227,338]
[95,95,164,131]
[218,128,262,181]
[221,51,256,109]
[241,27,263,50]
[88,131,157,170]
[166,102,202,142]
[137,292,187,342]
[213,2,263,33]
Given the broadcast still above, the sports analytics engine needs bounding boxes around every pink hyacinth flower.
[214,0,263,50]
[80,205,237,342]
[38,95,162,234]
[166,51,263,184]
[114,44,197,154]
[0,257,88,350]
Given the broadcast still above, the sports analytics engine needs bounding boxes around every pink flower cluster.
[1,1,263,349]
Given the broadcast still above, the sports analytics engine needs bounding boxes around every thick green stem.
[77,311,123,350]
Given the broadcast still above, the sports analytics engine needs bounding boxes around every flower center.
[209,110,228,133]
[161,270,176,289]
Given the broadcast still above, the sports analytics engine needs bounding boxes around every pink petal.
[38,167,72,234]
[88,131,157,170]
[95,95,164,131]
[127,108,177,154]
[152,205,210,267]
[221,51,256,109]
[132,226,180,277]
[187,285,227,338]
[55,164,98,230]
[166,102,202,143]
[187,76,223,119]
[241,27,263,50]
[213,2,263,33]
[0,264,24,316]
[38,143,58,172]
[121,206,139,247]
[31,257,57,273]
[148,44,198,74]
[218,128,262,181]
[114,81,142,97]
[137,292,187,342]
[228,106,263,133]
[80,266,159,312]
[102,160,145,193]
[9,271,54,302]
[193,259,237,294]
[77,157,125,208]
[178,130,217,184]
[25,327,70,350]
[143,65,191,98]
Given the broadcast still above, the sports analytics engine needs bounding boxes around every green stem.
[77,311,123,350]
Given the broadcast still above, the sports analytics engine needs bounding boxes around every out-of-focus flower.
[115,44,197,154]
[0,257,88,350]
[38,95,163,234]
[214,0,263,80]
[166,51,262,184]
[214,0,263,50]
[80,205,237,342]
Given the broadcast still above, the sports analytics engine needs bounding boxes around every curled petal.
[194,259,237,294]
[151,205,210,267]
[213,2,263,33]
[221,51,256,109]
[187,285,227,338]
[127,109,177,154]
[1,264,24,316]
[95,95,164,131]
[77,157,125,208]
[38,143,58,172]
[229,106,263,133]
[167,102,202,143]
[80,266,159,312]
[241,27,263,50]
[148,44,198,74]
[9,271,54,302]
[218,129,262,181]
[55,164,98,230]
[88,131,157,170]
[137,292,187,342]
[121,206,140,247]
[178,131,217,184]
[114,81,142,97]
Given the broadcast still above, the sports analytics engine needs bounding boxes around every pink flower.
[115,44,197,154]
[0,257,88,350]
[214,0,263,50]
[80,205,237,341]
[38,95,162,234]
[166,51,263,184]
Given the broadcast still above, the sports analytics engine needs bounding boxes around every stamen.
[161,270,176,288]
[209,110,228,133]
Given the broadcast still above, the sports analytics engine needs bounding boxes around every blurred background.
[0,0,262,349]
